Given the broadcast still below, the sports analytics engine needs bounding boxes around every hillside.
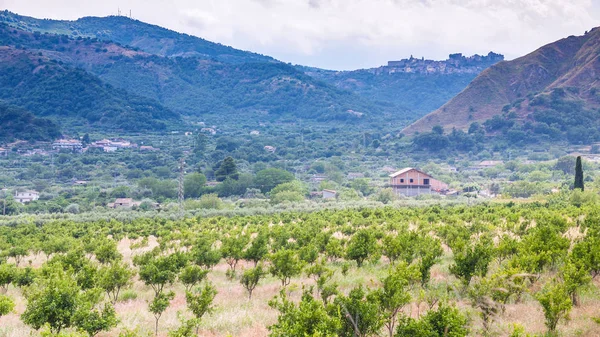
[0,10,274,63]
[305,53,503,116]
[0,103,61,142]
[403,28,600,145]
[0,23,391,122]
[0,42,180,131]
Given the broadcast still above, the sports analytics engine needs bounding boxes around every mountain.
[0,103,61,142]
[304,53,504,116]
[0,10,274,63]
[0,38,180,131]
[403,28,600,145]
[0,21,392,122]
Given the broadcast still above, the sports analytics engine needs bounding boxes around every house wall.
[430,179,449,191]
[323,191,336,199]
[392,186,432,197]
[390,169,433,186]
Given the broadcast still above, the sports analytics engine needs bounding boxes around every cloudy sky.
[1,0,599,70]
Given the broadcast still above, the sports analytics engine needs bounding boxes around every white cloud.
[1,0,598,69]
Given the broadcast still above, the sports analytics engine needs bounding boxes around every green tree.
[149,291,175,336]
[269,249,303,287]
[244,233,269,266]
[376,188,395,204]
[97,262,133,304]
[376,263,419,337]
[254,168,294,193]
[183,173,207,198]
[221,233,250,272]
[334,285,383,337]
[185,283,217,334]
[215,157,239,182]
[450,237,495,287]
[346,229,378,267]
[190,236,221,270]
[574,156,584,190]
[179,265,209,292]
[535,279,572,333]
[0,263,17,292]
[21,269,79,334]
[561,260,591,307]
[194,133,207,155]
[241,264,265,300]
[73,300,118,337]
[269,289,342,337]
[134,251,185,296]
[0,294,15,317]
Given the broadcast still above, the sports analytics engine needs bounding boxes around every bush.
[118,290,138,302]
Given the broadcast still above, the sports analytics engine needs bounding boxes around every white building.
[323,189,337,199]
[15,190,39,203]
[52,139,83,152]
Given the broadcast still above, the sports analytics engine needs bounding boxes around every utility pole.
[178,157,185,217]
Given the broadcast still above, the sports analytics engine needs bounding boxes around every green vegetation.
[0,28,179,131]
[0,200,598,336]
[0,104,61,142]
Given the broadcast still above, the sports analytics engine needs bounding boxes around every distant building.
[107,198,141,208]
[90,139,135,152]
[381,166,397,174]
[250,130,260,135]
[0,147,7,156]
[468,160,504,171]
[309,191,323,199]
[201,128,217,135]
[73,180,88,186]
[15,190,39,203]
[140,145,159,152]
[347,172,365,180]
[323,189,337,199]
[52,139,83,152]
[310,174,327,183]
[389,168,449,197]
[264,146,276,153]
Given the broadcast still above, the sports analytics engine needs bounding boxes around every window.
[424,179,430,185]
[400,179,404,183]
[410,179,414,183]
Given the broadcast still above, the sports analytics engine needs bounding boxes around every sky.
[1,0,599,70]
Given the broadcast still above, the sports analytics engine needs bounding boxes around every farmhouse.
[323,189,337,199]
[389,168,448,197]
[107,198,140,208]
[15,190,39,203]
[52,139,83,152]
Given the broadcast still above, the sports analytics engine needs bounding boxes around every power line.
[178,157,185,217]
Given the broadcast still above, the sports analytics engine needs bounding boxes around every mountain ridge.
[0,10,275,63]
[403,28,600,138]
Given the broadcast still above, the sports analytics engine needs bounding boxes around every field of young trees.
[1,196,600,337]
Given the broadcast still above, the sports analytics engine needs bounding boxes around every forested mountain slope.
[0,24,392,122]
[0,103,61,142]
[0,42,179,131]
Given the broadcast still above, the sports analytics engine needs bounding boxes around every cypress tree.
[215,157,239,182]
[574,156,584,191]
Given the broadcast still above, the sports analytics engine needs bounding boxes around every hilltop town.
[381,52,505,75]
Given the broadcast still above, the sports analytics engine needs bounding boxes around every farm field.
[1,198,600,337]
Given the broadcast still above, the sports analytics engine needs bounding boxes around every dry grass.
[2,238,600,337]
